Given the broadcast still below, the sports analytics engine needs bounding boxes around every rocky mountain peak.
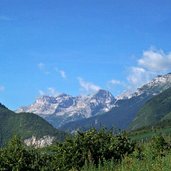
[138,73,171,93]
[17,73,171,129]
[118,73,171,100]
[36,96,57,104]
[93,89,114,99]
[17,90,116,128]
[57,93,70,98]
[0,103,7,109]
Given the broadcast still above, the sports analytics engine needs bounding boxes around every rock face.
[24,135,55,148]
[17,90,116,128]
[60,73,171,132]
[117,73,171,100]
[18,73,171,132]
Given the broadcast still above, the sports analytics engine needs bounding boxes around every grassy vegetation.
[128,119,171,142]
[1,128,171,171]
[80,118,171,171]
[130,87,171,130]
[0,104,66,146]
[81,152,171,171]
[82,138,171,171]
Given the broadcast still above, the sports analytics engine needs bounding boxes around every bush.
[150,135,171,158]
[51,129,135,170]
[0,136,54,170]
[0,130,136,170]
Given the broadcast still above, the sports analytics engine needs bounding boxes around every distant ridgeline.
[0,103,66,147]
[1,73,171,146]
[60,73,171,132]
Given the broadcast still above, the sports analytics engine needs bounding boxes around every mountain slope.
[0,103,66,146]
[60,73,171,132]
[129,87,171,130]
[60,94,150,131]
[17,90,116,128]
[16,73,171,132]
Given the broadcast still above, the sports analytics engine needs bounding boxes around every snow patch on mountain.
[17,89,116,127]
[117,73,171,100]
[17,73,171,129]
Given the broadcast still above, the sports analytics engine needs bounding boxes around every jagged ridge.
[17,89,116,128]
[17,73,171,132]
[60,73,171,132]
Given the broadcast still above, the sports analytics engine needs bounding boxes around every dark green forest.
[1,128,171,171]
[0,103,66,147]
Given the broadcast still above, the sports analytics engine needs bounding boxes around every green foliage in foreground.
[50,129,135,170]
[82,152,171,171]
[82,135,171,171]
[0,136,53,170]
[0,129,171,171]
[0,129,135,170]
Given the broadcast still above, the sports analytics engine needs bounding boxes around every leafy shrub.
[51,129,135,170]
[0,130,136,170]
[150,135,171,158]
[0,136,54,170]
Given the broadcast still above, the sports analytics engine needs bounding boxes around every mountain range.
[17,89,116,128]
[17,73,171,132]
[60,73,171,132]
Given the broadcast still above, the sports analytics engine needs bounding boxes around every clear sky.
[0,0,171,110]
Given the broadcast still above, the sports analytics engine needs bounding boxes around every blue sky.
[0,0,171,110]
